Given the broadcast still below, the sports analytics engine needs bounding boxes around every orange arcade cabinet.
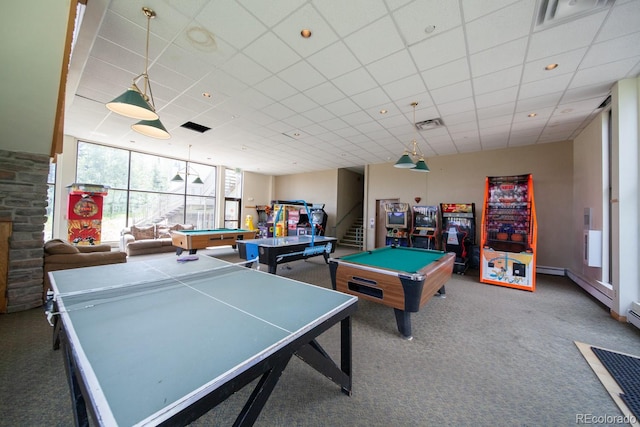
[479,174,538,291]
[66,183,109,245]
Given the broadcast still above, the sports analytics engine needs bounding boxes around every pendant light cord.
[140,7,155,109]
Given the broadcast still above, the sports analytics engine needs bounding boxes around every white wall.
[273,170,339,235]
[571,110,610,300]
[242,171,274,229]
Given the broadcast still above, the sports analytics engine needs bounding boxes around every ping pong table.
[48,255,358,426]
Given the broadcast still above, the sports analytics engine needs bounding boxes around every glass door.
[224,198,240,229]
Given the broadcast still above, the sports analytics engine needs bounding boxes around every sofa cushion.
[171,223,194,231]
[156,225,171,239]
[130,224,155,240]
[44,239,80,255]
[128,239,163,249]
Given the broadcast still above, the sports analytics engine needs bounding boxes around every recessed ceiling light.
[545,63,559,71]
[380,109,388,114]
[424,25,436,34]
[528,113,537,117]
[202,92,211,98]
[300,29,312,38]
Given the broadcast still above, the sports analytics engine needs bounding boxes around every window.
[224,168,243,229]
[44,161,56,241]
[76,142,216,242]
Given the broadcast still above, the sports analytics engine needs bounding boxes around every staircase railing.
[354,223,364,249]
[332,202,363,237]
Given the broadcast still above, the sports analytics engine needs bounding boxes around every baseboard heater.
[566,269,613,308]
[628,302,640,330]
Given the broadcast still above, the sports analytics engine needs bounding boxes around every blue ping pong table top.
[50,255,356,426]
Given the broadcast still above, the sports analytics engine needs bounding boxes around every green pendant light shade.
[106,84,158,121]
[131,119,171,139]
[170,144,203,184]
[394,153,416,168]
[411,158,430,172]
[394,102,432,171]
[105,7,170,139]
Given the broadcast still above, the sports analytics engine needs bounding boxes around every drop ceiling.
[65,0,640,175]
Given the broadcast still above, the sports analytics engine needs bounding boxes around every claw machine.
[479,174,537,291]
[66,183,109,245]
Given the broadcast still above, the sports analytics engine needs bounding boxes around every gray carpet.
[1,246,640,426]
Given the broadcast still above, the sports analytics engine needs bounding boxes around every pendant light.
[171,145,203,184]
[106,7,170,139]
[394,102,429,172]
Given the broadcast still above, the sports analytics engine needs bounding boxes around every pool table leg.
[393,309,413,340]
[175,247,183,255]
[437,285,446,297]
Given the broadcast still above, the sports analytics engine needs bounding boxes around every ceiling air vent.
[415,118,444,131]
[537,0,615,29]
[180,121,211,133]
[597,95,611,109]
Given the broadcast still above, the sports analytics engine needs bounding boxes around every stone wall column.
[0,149,49,312]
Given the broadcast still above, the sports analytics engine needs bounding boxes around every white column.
[610,77,640,318]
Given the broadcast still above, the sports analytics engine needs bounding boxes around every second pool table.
[329,246,455,339]
[170,228,257,255]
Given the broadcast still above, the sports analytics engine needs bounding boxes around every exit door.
[224,198,240,229]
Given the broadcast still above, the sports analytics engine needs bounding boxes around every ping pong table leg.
[294,316,353,395]
[234,355,293,427]
[60,330,90,427]
[52,312,61,350]
[340,315,353,395]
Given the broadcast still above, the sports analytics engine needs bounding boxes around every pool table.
[329,246,455,339]
[170,228,257,255]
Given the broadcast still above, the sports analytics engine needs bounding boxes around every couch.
[119,223,194,256]
[43,239,127,295]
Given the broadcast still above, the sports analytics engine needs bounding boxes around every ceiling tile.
[465,0,535,54]
[243,31,301,73]
[344,16,406,65]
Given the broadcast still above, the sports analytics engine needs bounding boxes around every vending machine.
[440,203,476,274]
[66,183,109,245]
[479,174,537,291]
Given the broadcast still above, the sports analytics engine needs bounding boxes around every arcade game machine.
[384,203,410,247]
[266,202,288,237]
[309,204,328,236]
[66,183,109,245]
[411,205,439,249]
[255,205,270,238]
[294,203,327,236]
[479,174,537,291]
[440,203,476,274]
[287,206,300,236]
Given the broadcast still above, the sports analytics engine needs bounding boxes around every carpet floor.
[1,246,640,426]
